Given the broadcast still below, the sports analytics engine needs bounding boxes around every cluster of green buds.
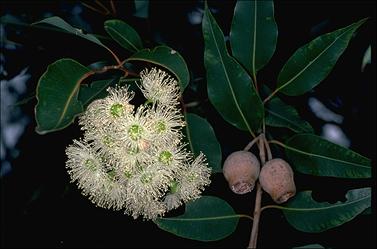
[65,68,211,220]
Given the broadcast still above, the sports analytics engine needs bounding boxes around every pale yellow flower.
[66,68,211,220]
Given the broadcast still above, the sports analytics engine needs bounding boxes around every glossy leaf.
[276,18,367,96]
[33,16,108,50]
[185,113,222,173]
[35,59,90,134]
[293,244,324,248]
[104,19,143,53]
[126,45,189,92]
[203,4,264,134]
[230,0,277,76]
[155,196,240,241]
[266,97,313,133]
[79,78,118,107]
[285,134,371,178]
[282,187,371,233]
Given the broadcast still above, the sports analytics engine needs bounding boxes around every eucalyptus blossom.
[66,68,211,220]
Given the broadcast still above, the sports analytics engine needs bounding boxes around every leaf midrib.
[206,11,253,135]
[158,214,242,222]
[106,25,139,52]
[277,25,354,93]
[55,71,83,128]
[282,194,370,212]
[251,0,257,76]
[267,108,307,133]
[284,143,370,169]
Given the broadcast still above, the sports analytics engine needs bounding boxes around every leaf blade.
[126,45,189,92]
[33,16,108,50]
[293,244,324,249]
[185,113,222,173]
[285,134,371,178]
[203,4,264,134]
[78,78,118,108]
[265,97,313,133]
[104,19,143,53]
[155,196,239,241]
[230,0,277,76]
[35,58,90,134]
[282,187,371,233]
[277,18,367,96]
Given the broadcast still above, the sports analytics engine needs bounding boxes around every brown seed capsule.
[259,158,296,204]
[223,151,260,194]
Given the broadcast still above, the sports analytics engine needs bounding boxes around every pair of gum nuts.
[223,151,296,204]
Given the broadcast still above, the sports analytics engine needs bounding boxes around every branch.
[248,135,266,248]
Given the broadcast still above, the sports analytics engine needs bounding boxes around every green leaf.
[79,77,139,108]
[361,45,371,72]
[35,58,90,134]
[230,0,277,77]
[126,45,189,92]
[293,244,324,249]
[134,0,149,18]
[284,134,371,178]
[203,4,264,134]
[33,16,109,50]
[361,207,372,215]
[282,187,371,233]
[185,113,222,173]
[78,78,118,107]
[276,18,367,96]
[104,19,143,53]
[155,196,240,241]
[266,97,313,133]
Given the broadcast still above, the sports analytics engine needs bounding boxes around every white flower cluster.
[66,68,211,220]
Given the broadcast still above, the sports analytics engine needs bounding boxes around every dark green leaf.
[104,19,143,53]
[87,60,110,70]
[1,15,110,41]
[33,16,109,50]
[78,77,140,108]
[155,196,240,241]
[126,45,189,92]
[230,0,277,77]
[266,97,313,133]
[361,207,372,215]
[276,18,367,96]
[282,187,371,233]
[203,4,264,134]
[134,0,149,18]
[185,113,222,173]
[293,244,324,248]
[285,134,371,178]
[78,78,118,107]
[35,58,90,134]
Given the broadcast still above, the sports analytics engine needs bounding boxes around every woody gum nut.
[259,158,296,204]
[223,151,260,194]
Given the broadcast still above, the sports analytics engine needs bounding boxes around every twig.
[263,135,272,161]
[81,2,107,15]
[248,135,266,248]
[243,135,260,151]
[77,64,138,85]
[110,0,117,16]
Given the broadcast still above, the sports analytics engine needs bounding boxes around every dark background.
[1,0,376,248]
